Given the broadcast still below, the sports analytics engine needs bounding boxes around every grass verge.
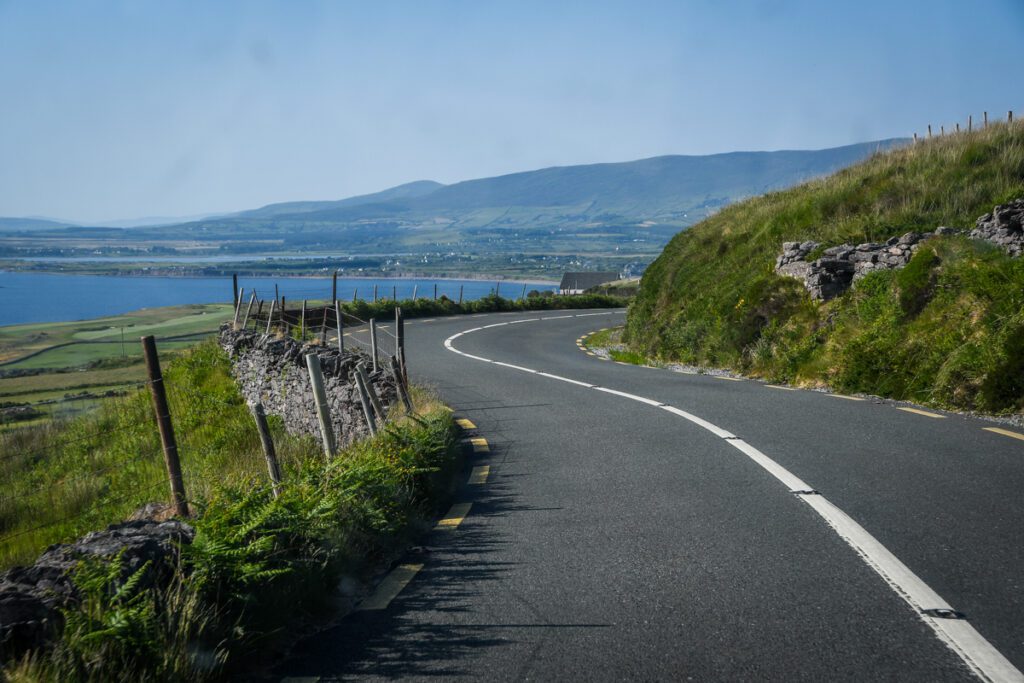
[1,340,460,680]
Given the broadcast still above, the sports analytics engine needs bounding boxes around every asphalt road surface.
[278,309,1024,682]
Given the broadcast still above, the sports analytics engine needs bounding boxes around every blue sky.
[1,0,1022,223]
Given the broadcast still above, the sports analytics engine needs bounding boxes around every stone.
[775,199,1021,299]
[0,519,193,661]
[971,198,1024,257]
[219,326,397,447]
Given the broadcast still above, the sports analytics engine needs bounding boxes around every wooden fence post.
[357,362,387,424]
[373,284,378,302]
[254,300,264,330]
[232,273,239,308]
[397,307,407,382]
[968,115,972,132]
[433,283,438,300]
[521,283,527,300]
[300,299,307,340]
[353,288,358,303]
[233,287,245,328]
[496,281,501,298]
[249,401,282,498]
[141,336,188,517]
[265,299,277,335]
[305,353,337,458]
[352,369,378,436]
[1010,110,1015,124]
[320,306,329,344]
[274,284,279,308]
[242,292,256,329]
[342,299,350,352]
[393,285,397,302]
[984,111,988,128]
[927,124,932,138]
[458,285,464,305]
[332,270,338,303]
[390,355,414,413]
[369,318,379,373]
[412,284,418,300]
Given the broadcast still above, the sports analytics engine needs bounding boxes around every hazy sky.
[2,1,1022,223]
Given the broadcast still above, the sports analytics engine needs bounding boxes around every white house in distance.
[558,271,620,295]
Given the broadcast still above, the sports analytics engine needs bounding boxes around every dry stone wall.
[775,199,1023,300]
[218,326,397,447]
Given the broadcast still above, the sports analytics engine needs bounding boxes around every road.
[278,309,1024,681]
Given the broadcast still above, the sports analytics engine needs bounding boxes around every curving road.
[278,309,1024,682]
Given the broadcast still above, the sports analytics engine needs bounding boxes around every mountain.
[232,180,446,219]
[627,123,1024,414]
[0,217,74,231]
[130,139,904,257]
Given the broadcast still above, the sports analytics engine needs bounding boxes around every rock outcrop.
[775,199,1022,300]
[0,520,193,659]
[218,326,397,446]
[971,198,1024,257]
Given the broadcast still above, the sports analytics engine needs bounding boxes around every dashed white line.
[441,313,1022,683]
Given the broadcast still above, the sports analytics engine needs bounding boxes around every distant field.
[0,302,232,363]
[0,303,232,426]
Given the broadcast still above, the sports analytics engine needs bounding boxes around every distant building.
[558,271,620,295]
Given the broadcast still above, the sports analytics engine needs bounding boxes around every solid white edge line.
[594,386,664,406]
[725,439,813,492]
[440,317,1023,682]
[509,318,540,324]
[659,405,736,440]
[536,371,595,388]
[482,322,509,328]
[543,314,573,320]
[493,361,537,373]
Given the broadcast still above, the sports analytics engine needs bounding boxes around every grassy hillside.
[627,122,1024,415]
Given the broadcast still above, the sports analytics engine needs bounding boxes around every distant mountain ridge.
[0,139,908,261]
[184,139,905,234]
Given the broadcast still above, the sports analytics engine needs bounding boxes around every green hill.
[124,141,905,254]
[626,123,1024,415]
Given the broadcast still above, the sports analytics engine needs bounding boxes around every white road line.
[482,322,509,328]
[535,371,595,388]
[594,386,664,406]
[441,318,1022,683]
[542,314,574,320]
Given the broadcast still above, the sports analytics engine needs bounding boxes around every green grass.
[0,304,233,364]
[0,340,459,680]
[0,365,145,397]
[627,122,1024,414]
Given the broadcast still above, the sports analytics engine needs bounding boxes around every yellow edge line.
[466,437,490,453]
[455,418,476,429]
[825,393,865,401]
[765,384,795,391]
[897,407,946,419]
[435,502,472,530]
[713,376,743,382]
[983,427,1024,442]
[468,465,490,485]
[357,563,424,610]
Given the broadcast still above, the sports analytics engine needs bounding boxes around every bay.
[0,272,557,326]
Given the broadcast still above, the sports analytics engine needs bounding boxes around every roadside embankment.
[628,122,1024,415]
[0,329,459,680]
